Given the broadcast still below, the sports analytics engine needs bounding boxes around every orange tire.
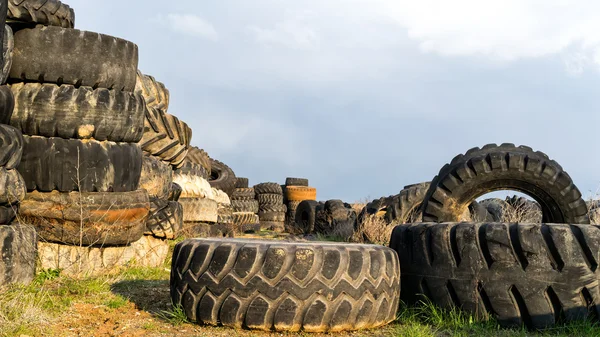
[285,186,317,201]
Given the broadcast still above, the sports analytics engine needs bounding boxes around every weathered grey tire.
[2,25,13,84]
[0,224,37,285]
[257,193,283,205]
[18,136,142,192]
[232,188,254,200]
[135,70,169,111]
[145,199,182,239]
[169,182,182,202]
[180,198,218,223]
[295,200,324,234]
[11,26,138,91]
[480,198,510,222]
[0,167,26,205]
[0,123,23,169]
[231,199,259,213]
[285,177,308,187]
[208,158,236,197]
[217,206,233,225]
[422,144,589,224]
[139,107,191,168]
[235,177,249,189]
[8,83,146,141]
[185,147,211,174]
[8,0,74,28]
[233,212,259,226]
[390,222,600,329]
[254,182,282,195]
[139,155,173,199]
[170,238,400,332]
[259,203,287,213]
[258,211,286,222]
[181,222,234,238]
[20,189,149,246]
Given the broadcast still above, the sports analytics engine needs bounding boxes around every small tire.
[11,26,138,91]
[232,188,254,200]
[254,182,282,195]
[20,189,149,246]
[139,155,173,199]
[8,0,75,28]
[18,136,142,192]
[256,193,283,205]
[422,144,589,224]
[139,107,192,168]
[180,198,218,223]
[208,158,236,197]
[231,199,259,213]
[145,199,183,239]
[285,186,317,202]
[285,177,308,187]
[170,238,400,332]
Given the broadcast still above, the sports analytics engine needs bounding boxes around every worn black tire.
[254,182,282,195]
[0,123,23,169]
[2,25,13,84]
[285,177,308,187]
[8,83,145,141]
[232,188,254,200]
[139,107,192,168]
[208,158,236,197]
[139,155,173,200]
[11,26,138,91]
[259,203,287,213]
[169,182,182,202]
[295,200,324,234]
[18,136,142,192]
[257,193,283,205]
[235,177,248,189]
[8,0,74,28]
[135,70,169,111]
[258,211,286,222]
[314,201,356,241]
[174,160,208,180]
[145,199,182,239]
[20,189,149,246]
[0,224,37,286]
[391,222,600,329]
[231,199,259,213]
[171,238,400,332]
[421,144,589,224]
[185,147,211,174]
[233,212,259,226]
[180,198,218,223]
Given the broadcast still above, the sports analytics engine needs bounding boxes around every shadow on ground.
[110,279,172,316]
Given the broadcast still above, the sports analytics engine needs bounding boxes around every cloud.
[247,12,320,50]
[164,14,219,40]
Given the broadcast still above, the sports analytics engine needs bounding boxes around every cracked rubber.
[2,25,13,84]
[0,123,23,169]
[421,144,589,224]
[11,26,138,91]
[8,0,75,28]
[0,224,37,286]
[390,222,600,329]
[171,238,400,332]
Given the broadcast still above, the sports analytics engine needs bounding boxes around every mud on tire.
[170,238,400,332]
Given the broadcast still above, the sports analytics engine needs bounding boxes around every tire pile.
[283,177,317,233]
[230,177,260,233]
[255,182,287,231]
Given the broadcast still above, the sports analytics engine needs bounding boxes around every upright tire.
[11,26,138,91]
[170,238,400,332]
[208,158,236,197]
[390,222,600,329]
[421,144,589,224]
[294,200,324,234]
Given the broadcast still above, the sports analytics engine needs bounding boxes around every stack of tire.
[283,177,316,232]
[2,1,174,276]
[136,71,185,243]
[255,182,286,231]
[0,0,35,284]
[230,177,260,233]
[213,187,235,236]
[390,144,594,330]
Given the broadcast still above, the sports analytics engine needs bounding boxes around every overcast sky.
[68,0,600,202]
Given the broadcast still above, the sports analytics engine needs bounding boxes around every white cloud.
[247,12,320,50]
[165,14,219,41]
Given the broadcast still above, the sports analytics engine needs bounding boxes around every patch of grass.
[104,295,128,309]
[158,304,189,326]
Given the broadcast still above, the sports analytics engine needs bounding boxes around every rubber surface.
[2,25,13,84]
[285,186,317,202]
[0,224,37,285]
[135,70,169,111]
[180,197,218,223]
[208,158,236,197]
[0,123,23,170]
[254,182,282,195]
[232,188,254,200]
[8,0,75,27]
[170,238,400,332]
[421,144,589,224]
[145,199,183,239]
[257,193,283,205]
[139,107,191,168]
[139,155,173,199]
[285,177,308,187]
[295,200,324,234]
[231,199,259,213]
[235,177,249,189]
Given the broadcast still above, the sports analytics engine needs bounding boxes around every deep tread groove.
[478,225,493,269]
[545,286,565,325]
[477,282,496,317]
[581,287,599,320]
[569,225,598,272]
[509,286,532,329]
[446,281,461,308]
[449,225,461,267]
[540,226,565,271]
[509,224,528,271]
[425,227,434,266]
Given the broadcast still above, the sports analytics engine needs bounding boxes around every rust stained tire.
[0,224,37,286]
[8,0,75,28]
[285,186,317,202]
[421,144,589,224]
[208,158,236,197]
[135,70,169,111]
[180,198,218,223]
[9,83,146,142]
[139,155,173,200]
[20,189,149,246]
[145,199,182,239]
[0,123,23,170]
[254,182,282,195]
[390,222,600,329]
[18,136,142,192]
[139,107,191,168]
[232,188,254,200]
[170,238,400,332]
[295,200,324,234]
[11,26,138,91]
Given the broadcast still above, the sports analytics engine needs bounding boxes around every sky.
[68,0,600,202]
